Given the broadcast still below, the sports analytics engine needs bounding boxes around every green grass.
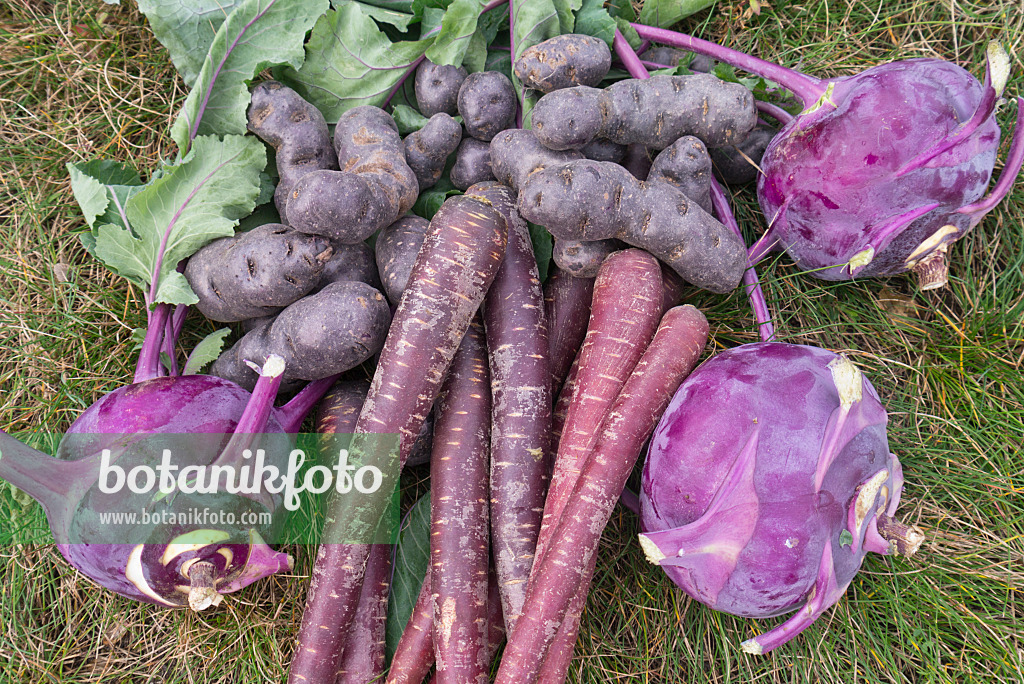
[1,0,1023,681]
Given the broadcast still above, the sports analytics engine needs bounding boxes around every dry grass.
[1,0,1023,682]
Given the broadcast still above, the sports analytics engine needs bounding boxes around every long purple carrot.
[288,195,507,683]
[543,267,594,397]
[430,318,492,684]
[474,182,551,633]
[497,306,710,684]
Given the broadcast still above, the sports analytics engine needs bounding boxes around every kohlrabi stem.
[614,29,650,80]
[874,513,925,556]
[709,177,776,342]
[0,430,76,518]
[640,59,672,70]
[384,56,425,109]
[636,39,651,56]
[187,560,222,611]
[215,355,286,467]
[755,100,794,124]
[134,303,170,383]
[630,24,824,107]
[277,373,344,434]
[958,97,1024,219]
[162,313,178,376]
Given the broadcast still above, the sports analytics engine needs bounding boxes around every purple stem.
[630,23,824,107]
[277,373,344,434]
[957,97,1024,218]
[640,59,672,70]
[636,39,651,56]
[212,356,286,473]
[162,313,178,376]
[134,303,170,383]
[709,177,776,342]
[755,100,794,124]
[0,430,81,518]
[383,55,426,109]
[619,488,640,515]
[510,0,521,127]
[614,29,650,80]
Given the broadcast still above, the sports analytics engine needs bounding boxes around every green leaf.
[528,222,553,282]
[67,160,144,230]
[637,0,718,29]
[183,327,233,375]
[170,0,328,152]
[426,0,484,66]
[511,0,562,125]
[573,0,616,47]
[391,104,430,135]
[552,0,581,33]
[484,45,513,81]
[462,4,510,72]
[94,135,265,304]
[413,177,461,219]
[358,0,415,13]
[136,0,247,87]
[279,4,433,123]
[839,529,854,548]
[334,0,416,30]
[606,0,636,20]
[385,492,432,663]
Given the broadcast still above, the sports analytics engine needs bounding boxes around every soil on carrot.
[1,1,1021,682]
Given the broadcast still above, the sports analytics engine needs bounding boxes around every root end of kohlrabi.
[187,561,222,611]
[875,513,925,556]
[911,247,950,291]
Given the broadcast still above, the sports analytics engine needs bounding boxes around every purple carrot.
[430,318,491,684]
[531,250,663,580]
[497,305,710,684]
[386,577,434,684]
[288,195,507,684]
[313,381,391,684]
[543,268,595,396]
[473,182,551,632]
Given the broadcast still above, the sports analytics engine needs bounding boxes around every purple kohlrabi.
[0,356,333,609]
[633,25,1024,290]
[639,343,924,655]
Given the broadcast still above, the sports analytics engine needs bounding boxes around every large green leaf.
[510,0,562,124]
[552,0,580,33]
[573,0,616,46]
[334,0,417,30]
[94,135,265,305]
[136,0,247,87]
[385,492,432,663]
[461,2,509,72]
[637,0,718,29]
[426,0,484,66]
[279,4,433,123]
[170,0,328,152]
